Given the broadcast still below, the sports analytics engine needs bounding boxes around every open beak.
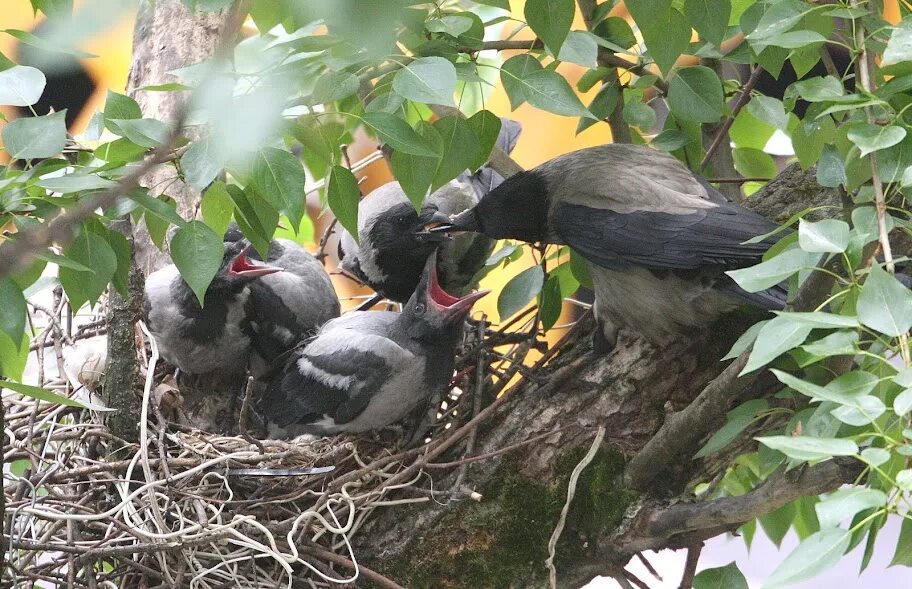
[428,209,477,235]
[414,211,454,243]
[228,244,283,278]
[424,254,489,319]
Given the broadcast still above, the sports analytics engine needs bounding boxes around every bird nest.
[3,292,577,588]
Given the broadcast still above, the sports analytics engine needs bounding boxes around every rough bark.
[102,217,142,446]
[349,165,860,589]
[126,0,246,275]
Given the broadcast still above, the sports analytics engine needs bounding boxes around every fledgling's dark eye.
[396,215,409,226]
[414,302,426,315]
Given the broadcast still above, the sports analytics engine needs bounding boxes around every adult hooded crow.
[434,143,787,351]
[144,239,282,375]
[259,253,488,436]
[338,118,521,303]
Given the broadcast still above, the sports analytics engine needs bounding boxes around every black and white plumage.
[143,239,283,375]
[338,119,522,303]
[223,230,341,369]
[437,143,787,350]
[259,253,488,436]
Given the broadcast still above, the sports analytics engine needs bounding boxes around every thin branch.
[300,545,406,589]
[700,66,763,172]
[546,426,606,589]
[678,544,702,589]
[614,459,861,554]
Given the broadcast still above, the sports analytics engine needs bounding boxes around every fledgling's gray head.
[398,252,488,343]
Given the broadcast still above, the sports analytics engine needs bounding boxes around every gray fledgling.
[144,240,282,375]
[338,119,522,303]
[259,253,488,436]
[237,236,341,370]
[435,143,787,351]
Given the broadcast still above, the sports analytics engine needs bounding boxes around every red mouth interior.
[230,247,260,274]
[428,263,461,307]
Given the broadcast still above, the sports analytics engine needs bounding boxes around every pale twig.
[545,426,605,589]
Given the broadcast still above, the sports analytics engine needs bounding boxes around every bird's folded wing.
[552,200,779,271]
[279,333,413,425]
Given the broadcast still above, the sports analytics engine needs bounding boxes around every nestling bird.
[144,239,282,375]
[224,227,340,370]
[259,253,489,436]
[432,143,787,351]
[338,118,522,303]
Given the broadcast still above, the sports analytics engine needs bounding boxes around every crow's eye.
[414,302,426,315]
[396,215,408,225]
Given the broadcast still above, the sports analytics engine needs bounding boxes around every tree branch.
[613,458,861,555]
[700,65,763,172]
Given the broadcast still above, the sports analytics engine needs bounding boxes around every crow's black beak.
[415,210,454,242]
[428,209,477,234]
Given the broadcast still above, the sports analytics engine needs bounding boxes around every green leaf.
[777,312,858,329]
[59,230,117,310]
[625,1,690,76]
[431,117,477,189]
[327,165,361,246]
[882,20,912,68]
[427,15,475,36]
[668,66,724,123]
[557,31,598,68]
[465,110,501,172]
[501,54,543,110]
[857,263,912,337]
[722,320,766,361]
[521,69,593,118]
[108,118,170,148]
[745,0,809,40]
[170,221,224,306]
[498,265,544,321]
[650,129,692,152]
[525,0,574,56]
[816,488,886,530]
[362,112,438,157]
[891,516,912,567]
[251,147,306,230]
[696,399,768,458]
[103,90,141,128]
[0,330,28,380]
[733,147,776,179]
[763,528,850,588]
[877,136,912,183]
[831,395,885,427]
[181,137,225,190]
[771,369,877,408]
[683,0,732,47]
[792,76,844,102]
[746,95,788,130]
[894,388,912,417]
[692,562,748,589]
[801,330,858,357]
[0,278,26,346]
[311,70,360,104]
[539,273,563,331]
[2,28,96,59]
[593,17,636,50]
[743,315,813,374]
[816,145,847,188]
[623,99,656,130]
[847,124,907,158]
[201,182,234,238]
[129,190,186,228]
[35,250,91,272]
[861,447,890,467]
[578,83,620,134]
[227,184,275,257]
[391,121,443,209]
[757,435,858,462]
[31,0,73,19]
[0,65,46,106]
[727,248,819,293]
[392,57,457,107]
[0,380,110,410]
[798,218,849,253]
[37,173,117,193]
[2,110,67,159]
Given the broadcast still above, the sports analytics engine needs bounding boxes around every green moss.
[383,447,638,588]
